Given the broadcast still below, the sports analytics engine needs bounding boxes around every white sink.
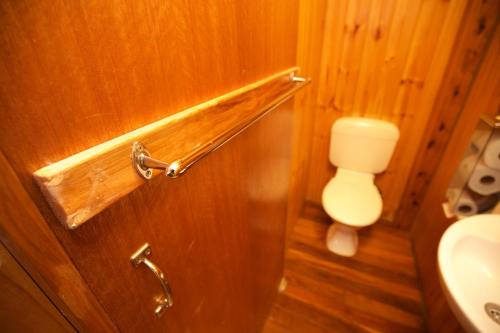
[438,214,500,333]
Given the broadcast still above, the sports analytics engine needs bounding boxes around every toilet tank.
[330,117,400,174]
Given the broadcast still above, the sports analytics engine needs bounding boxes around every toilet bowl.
[322,169,382,256]
[321,117,399,256]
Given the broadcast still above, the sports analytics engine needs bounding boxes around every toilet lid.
[322,170,382,227]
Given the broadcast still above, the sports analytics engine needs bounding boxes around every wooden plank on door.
[33,68,309,229]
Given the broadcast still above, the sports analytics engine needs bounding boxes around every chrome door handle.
[130,243,173,317]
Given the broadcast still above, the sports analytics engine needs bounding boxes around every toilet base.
[326,223,358,257]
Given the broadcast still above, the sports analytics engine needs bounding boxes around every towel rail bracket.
[132,74,309,181]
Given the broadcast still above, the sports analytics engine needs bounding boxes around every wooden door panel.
[53,100,293,332]
[0,1,298,331]
[0,0,297,190]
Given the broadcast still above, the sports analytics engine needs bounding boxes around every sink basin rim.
[438,214,500,333]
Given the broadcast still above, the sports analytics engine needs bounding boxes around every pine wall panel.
[299,0,469,224]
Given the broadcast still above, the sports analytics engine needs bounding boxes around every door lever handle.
[130,243,173,317]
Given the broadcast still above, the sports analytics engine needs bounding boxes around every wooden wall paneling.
[304,0,469,224]
[0,152,117,332]
[378,0,468,220]
[395,0,500,229]
[287,0,327,243]
[0,241,75,333]
[33,69,307,229]
[412,25,499,333]
[306,0,350,207]
[351,0,397,117]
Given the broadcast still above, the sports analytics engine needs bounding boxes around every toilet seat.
[322,169,382,227]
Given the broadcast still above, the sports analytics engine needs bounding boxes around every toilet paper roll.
[483,130,500,170]
[467,160,500,195]
[452,189,478,217]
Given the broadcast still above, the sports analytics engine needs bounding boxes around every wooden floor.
[263,215,427,333]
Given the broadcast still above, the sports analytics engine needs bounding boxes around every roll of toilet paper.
[467,160,500,195]
[483,130,500,170]
[452,189,478,217]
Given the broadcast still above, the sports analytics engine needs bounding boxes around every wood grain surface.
[263,213,426,333]
[0,1,299,332]
[294,0,469,225]
[287,0,328,243]
[33,68,306,229]
[45,99,295,332]
[0,152,117,332]
[0,0,298,222]
[395,0,499,229]
[0,241,75,333]
[412,24,499,333]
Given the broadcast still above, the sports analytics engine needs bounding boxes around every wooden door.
[0,1,298,332]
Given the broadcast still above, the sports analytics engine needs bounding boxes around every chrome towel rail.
[132,74,310,180]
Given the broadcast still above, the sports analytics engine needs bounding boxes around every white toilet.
[322,117,400,256]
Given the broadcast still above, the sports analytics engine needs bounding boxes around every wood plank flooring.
[263,216,427,333]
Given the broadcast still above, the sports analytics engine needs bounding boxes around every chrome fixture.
[132,74,310,180]
[130,243,173,318]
